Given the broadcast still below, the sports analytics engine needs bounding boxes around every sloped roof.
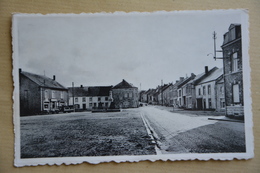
[113,79,137,89]
[198,68,223,84]
[68,86,112,97]
[20,71,67,90]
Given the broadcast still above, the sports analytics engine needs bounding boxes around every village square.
[18,23,246,157]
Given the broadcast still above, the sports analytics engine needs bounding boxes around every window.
[198,88,201,96]
[82,97,86,102]
[124,93,128,98]
[105,103,108,107]
[75,97,78,102]
[220,98,225,108]
[105,97,108,101]
[89,97,92,102]
[208,85,211,95]
[233,84,240,103]
[220,86,224,95]
[232,52,238,72]
[44,90,48,99]
[52,91,56,98]
[44,102,49,109]
[60,91,64,99]
[129,93,132,98]
[98,97,101,101]
[178,90,181,97]
[89,103,92,107]
[208,98,212,109]
[230,27,236,40]
[203,86,206,95]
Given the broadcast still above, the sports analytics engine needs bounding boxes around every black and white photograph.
[12,9,253,166]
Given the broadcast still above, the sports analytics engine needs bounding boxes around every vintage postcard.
[12,10,253,167]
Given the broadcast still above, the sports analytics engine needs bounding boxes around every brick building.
[19,69,68,116]
[221,24,244,118]
[112,79,138,108]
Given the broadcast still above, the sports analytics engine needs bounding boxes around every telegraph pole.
[72,82,75,112]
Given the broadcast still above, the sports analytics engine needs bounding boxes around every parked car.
[60,105,74,113]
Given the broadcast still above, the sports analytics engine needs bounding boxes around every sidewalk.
[152,105,225,116]
[208,116,244,123]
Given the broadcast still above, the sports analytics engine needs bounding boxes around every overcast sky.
[16,10,242,90]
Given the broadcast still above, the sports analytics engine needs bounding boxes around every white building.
[68,85,113,110]
[195,68,223,110]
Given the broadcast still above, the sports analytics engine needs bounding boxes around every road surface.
[140,106,246,154]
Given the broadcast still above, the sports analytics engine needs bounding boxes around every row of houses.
[140,23,244,118]
[19,70,139,116]
[140,66,224,111]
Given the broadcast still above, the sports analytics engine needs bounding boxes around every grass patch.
[21,110,156,158]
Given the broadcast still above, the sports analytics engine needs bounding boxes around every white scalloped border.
[12,9,253,167]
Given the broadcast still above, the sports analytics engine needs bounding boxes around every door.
[197,98,203,110]
[82,104,86,110]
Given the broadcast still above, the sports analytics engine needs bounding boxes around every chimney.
[19,68,22,73]
[176,80,179,83]
[191,73,195,77]
[205,66,209,74]
[80,85,83,88]
[180,77,184,81]
[53,75,55,80]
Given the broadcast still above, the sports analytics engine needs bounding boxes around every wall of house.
[195,81,216,110]
[20,74,41,116]
[112,88,138,108]
[215,80,225,112]
[222,38,243,117]
[69,96,111,110]
[42,88,68,113]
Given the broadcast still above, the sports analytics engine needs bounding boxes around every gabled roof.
[177,74,196,89]
[68,86,112,97]
[20,70,67,90]
[113,79,137,89]
[197,68,223,84]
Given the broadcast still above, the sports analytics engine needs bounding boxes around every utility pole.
[212,31,223,60]
[72,82,75,112]
[210,31,227,116]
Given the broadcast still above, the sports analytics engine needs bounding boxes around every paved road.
[140,106,246,154]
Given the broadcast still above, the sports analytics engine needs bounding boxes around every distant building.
[68,85,113,110]
[172,77,185,107]
[112,79,138,108]
[139,90,146,102]
[195,68,223,110]
[162,83,173,106]
[182,66,218,109]
[177,75,196,108]
[221,24,244,118]
[19,69,68,116]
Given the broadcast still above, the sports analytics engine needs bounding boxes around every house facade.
[215,76,225,112]
[172,78,184,107]
[177,75,195,108]
[112,79,138,108]
[19,69,68,116]
[221,24,244,118]
[68,85,113,110]
[195,68,223,110]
